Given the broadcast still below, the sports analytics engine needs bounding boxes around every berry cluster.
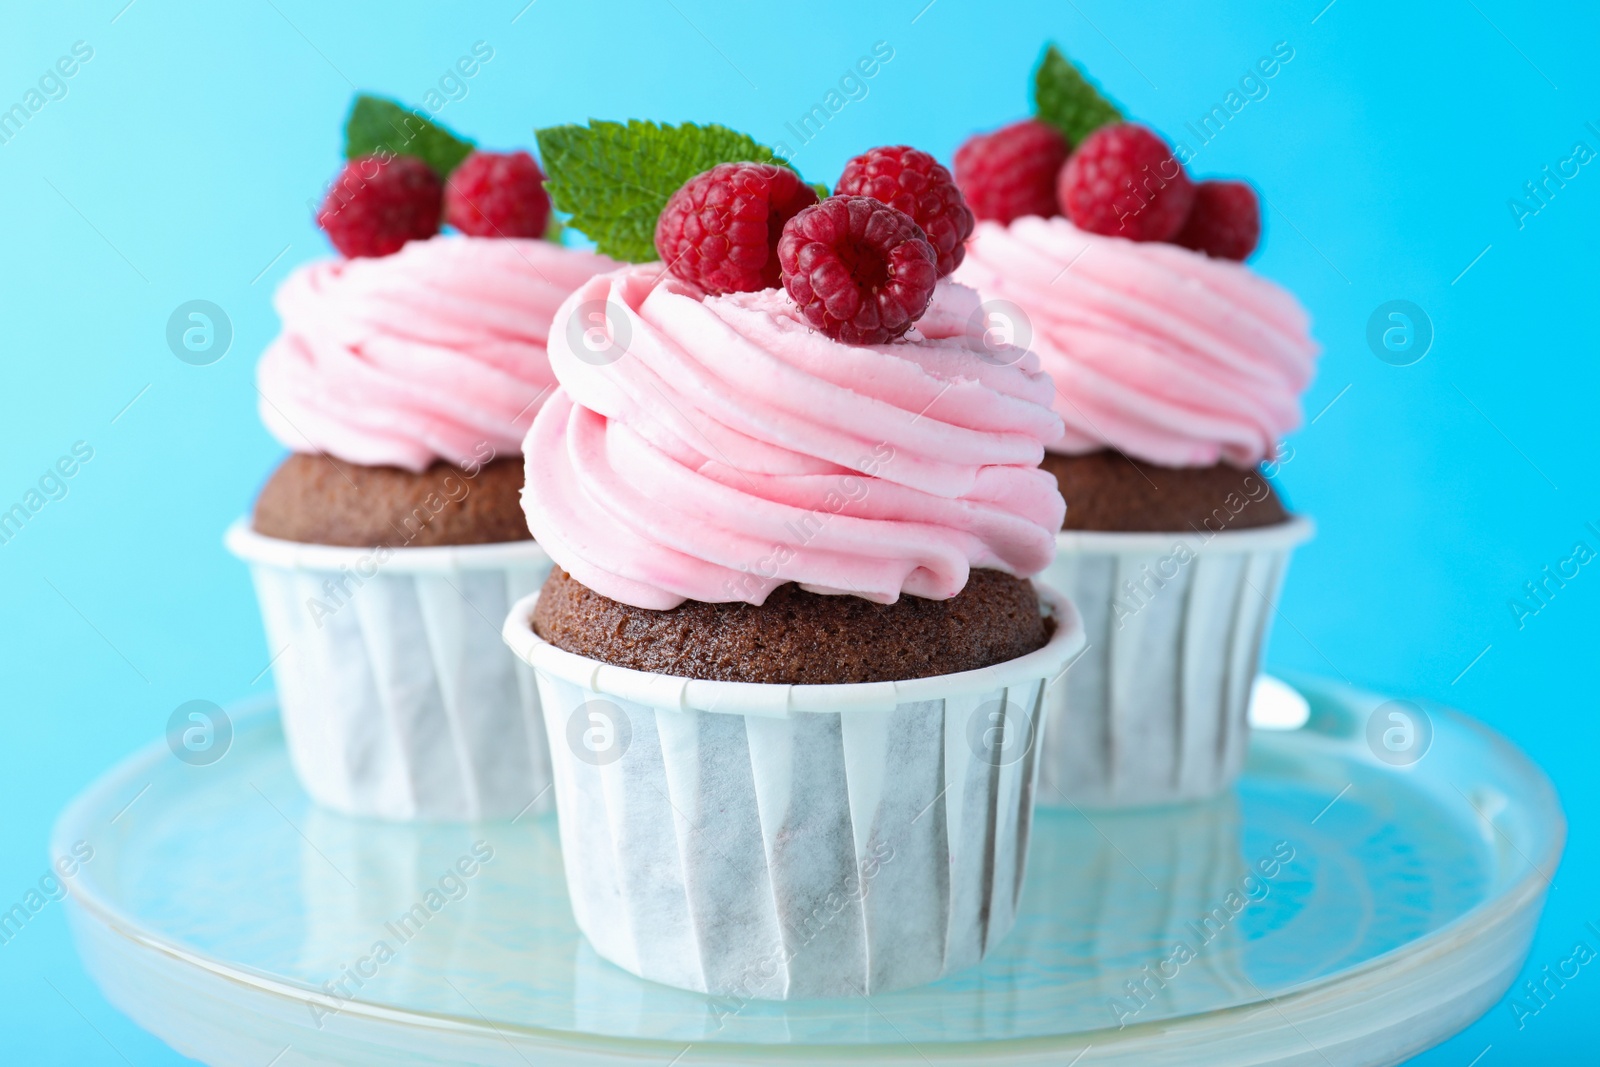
[657,144,972,344]
[954,119,1261,260]
[318,148,553,259]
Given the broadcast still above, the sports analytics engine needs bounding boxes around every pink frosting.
[954,216,1319,467]
[258,236,619,472]
[522,266,1066,610]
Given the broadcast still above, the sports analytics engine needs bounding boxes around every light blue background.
[2,1,1595,1062]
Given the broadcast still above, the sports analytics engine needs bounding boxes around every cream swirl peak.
[522,266,1066,610]
[955,216,1319,468]
[258,236,619,472]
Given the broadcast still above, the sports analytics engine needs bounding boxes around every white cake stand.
[56,676,1562,1066]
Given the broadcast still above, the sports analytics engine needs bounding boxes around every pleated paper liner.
[1040,517,1314,808]
[501,582,1086,999]
[227,520,554,821]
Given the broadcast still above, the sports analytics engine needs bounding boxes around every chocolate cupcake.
[532,565,1048,684]
[252,452,531,548]
[952,58,1319,806]
[958,217,1318,809]
[228,221,618,819]
[503,252,1082,998]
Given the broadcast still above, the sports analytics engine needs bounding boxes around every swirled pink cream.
[954,216,1319,467]
[258,236,619,472]
[522,266,1067,610]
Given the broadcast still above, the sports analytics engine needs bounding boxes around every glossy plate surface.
[58,676,1563,1066]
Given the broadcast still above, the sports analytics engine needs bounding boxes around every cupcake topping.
[318,154,443,259]
[535,119,819,265]
[951,44,1313,466]
[316,94,561,258]
[955,216,1317,467]
[954,119,1070,225]
[258,237,618,472]
[777,195,939,345]
[1173,180,1262,261]
[653,161,819,294]
[1056,123,1195,244]
[518,121,1059,609]
[445,150,553,239]
[953,45,1262,260]
[834,145,975,277]
[268,95,617,470]
[522,266,1065,609]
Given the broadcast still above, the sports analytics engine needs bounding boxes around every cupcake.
[228,97,618,820]
[501,125,1083,999]
[952,48,1318,807]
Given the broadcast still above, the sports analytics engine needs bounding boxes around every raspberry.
[655,162,819,294]
[445,150,552,238]
[1173,180,1261,261]
[835,145,974,277]
[777,196,938,345]
[1056,123,1194,242]
[953,120,1070,224]
[317,154,442,258]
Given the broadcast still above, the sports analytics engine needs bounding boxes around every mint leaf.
[536,120,802,263]
[1032,44,1122,145]
[345,94,475,178]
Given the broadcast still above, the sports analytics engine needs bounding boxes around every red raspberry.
[445,150,552,238]
[1057,123,1194,242]
[655,162,819,294]
[835,145,974,277]
[1173,180,1261,261]
[777,196,938,345]
[317,154,442,258]
[954,120,1070,224]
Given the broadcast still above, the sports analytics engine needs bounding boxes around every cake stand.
[56,676,1563,1066]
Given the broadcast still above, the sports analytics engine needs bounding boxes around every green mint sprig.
[344,94,475,178]
[1032,44,1123,145]
[535,120,814,263]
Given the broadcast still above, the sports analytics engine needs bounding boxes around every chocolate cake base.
[532,568,1049,684]
[252,453,531,548]
[1042,449,1289,533]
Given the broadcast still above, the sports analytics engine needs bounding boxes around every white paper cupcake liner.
[226,520,554,821]
[501,582,1085,1000]
[1039,517,1313,808]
